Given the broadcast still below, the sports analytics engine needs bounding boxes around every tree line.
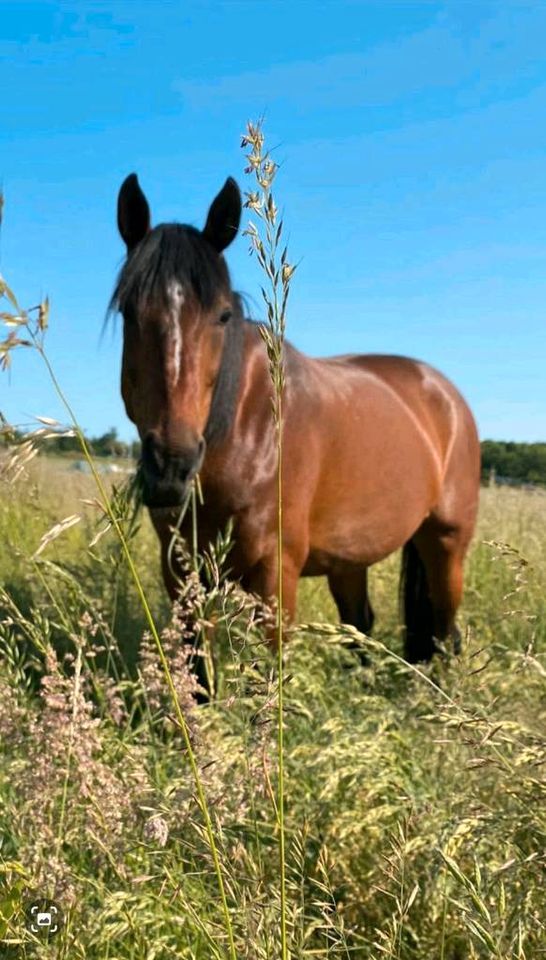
[481,440,546,486]
[1,426,140,460]
[2,427,546,484]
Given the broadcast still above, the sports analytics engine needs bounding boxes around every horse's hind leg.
[328,566,374,664]
[328,566,374,633]
[404,520,469,662]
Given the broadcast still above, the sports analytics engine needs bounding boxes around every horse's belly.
[305,480,434,573]
[303,530,407,576]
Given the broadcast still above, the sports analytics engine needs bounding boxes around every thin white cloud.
[175,6,546,114]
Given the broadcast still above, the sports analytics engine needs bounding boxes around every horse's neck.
[200,320,306,502]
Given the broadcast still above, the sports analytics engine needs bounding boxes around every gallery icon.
[25,899,63,938]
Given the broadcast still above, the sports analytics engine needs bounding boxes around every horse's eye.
[218,309,232,325]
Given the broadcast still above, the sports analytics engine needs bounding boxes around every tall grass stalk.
[0,275,237,959]
[242,119,297,960]
[54,637,84,876]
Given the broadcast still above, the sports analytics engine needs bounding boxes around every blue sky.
[1,0,545,441]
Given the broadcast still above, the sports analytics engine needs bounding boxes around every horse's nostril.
[142,433,165,476]
[141,433,205,497]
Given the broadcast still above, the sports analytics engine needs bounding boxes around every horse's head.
[112,174,242,507]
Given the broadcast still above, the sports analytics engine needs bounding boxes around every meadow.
[0,455,545,959]
[1,125,545,960]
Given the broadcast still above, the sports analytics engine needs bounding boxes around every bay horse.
[112,173,480,670]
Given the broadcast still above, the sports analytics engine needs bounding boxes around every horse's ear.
[203,177,241,253]
[117,173,151,251]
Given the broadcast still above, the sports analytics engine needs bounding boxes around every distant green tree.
[481,440,546,485]
[92,427,125,457]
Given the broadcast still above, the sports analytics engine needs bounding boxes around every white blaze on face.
[166,281,184,385]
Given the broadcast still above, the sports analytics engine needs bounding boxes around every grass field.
[0,455,544,959]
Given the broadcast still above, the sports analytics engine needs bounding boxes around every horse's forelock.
[110,223,230,320]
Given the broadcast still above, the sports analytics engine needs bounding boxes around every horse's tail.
[400,539,436,662]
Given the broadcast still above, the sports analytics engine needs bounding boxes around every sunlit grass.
[1,458,544,958]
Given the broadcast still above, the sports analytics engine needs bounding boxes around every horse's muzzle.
[140,433,205,508]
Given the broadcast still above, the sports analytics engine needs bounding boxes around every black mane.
[205,297,246,447]
[110,223,246,448]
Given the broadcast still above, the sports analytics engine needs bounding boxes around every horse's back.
[311,351,478,469]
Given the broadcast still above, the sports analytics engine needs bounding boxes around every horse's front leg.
[243,553,301,646]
